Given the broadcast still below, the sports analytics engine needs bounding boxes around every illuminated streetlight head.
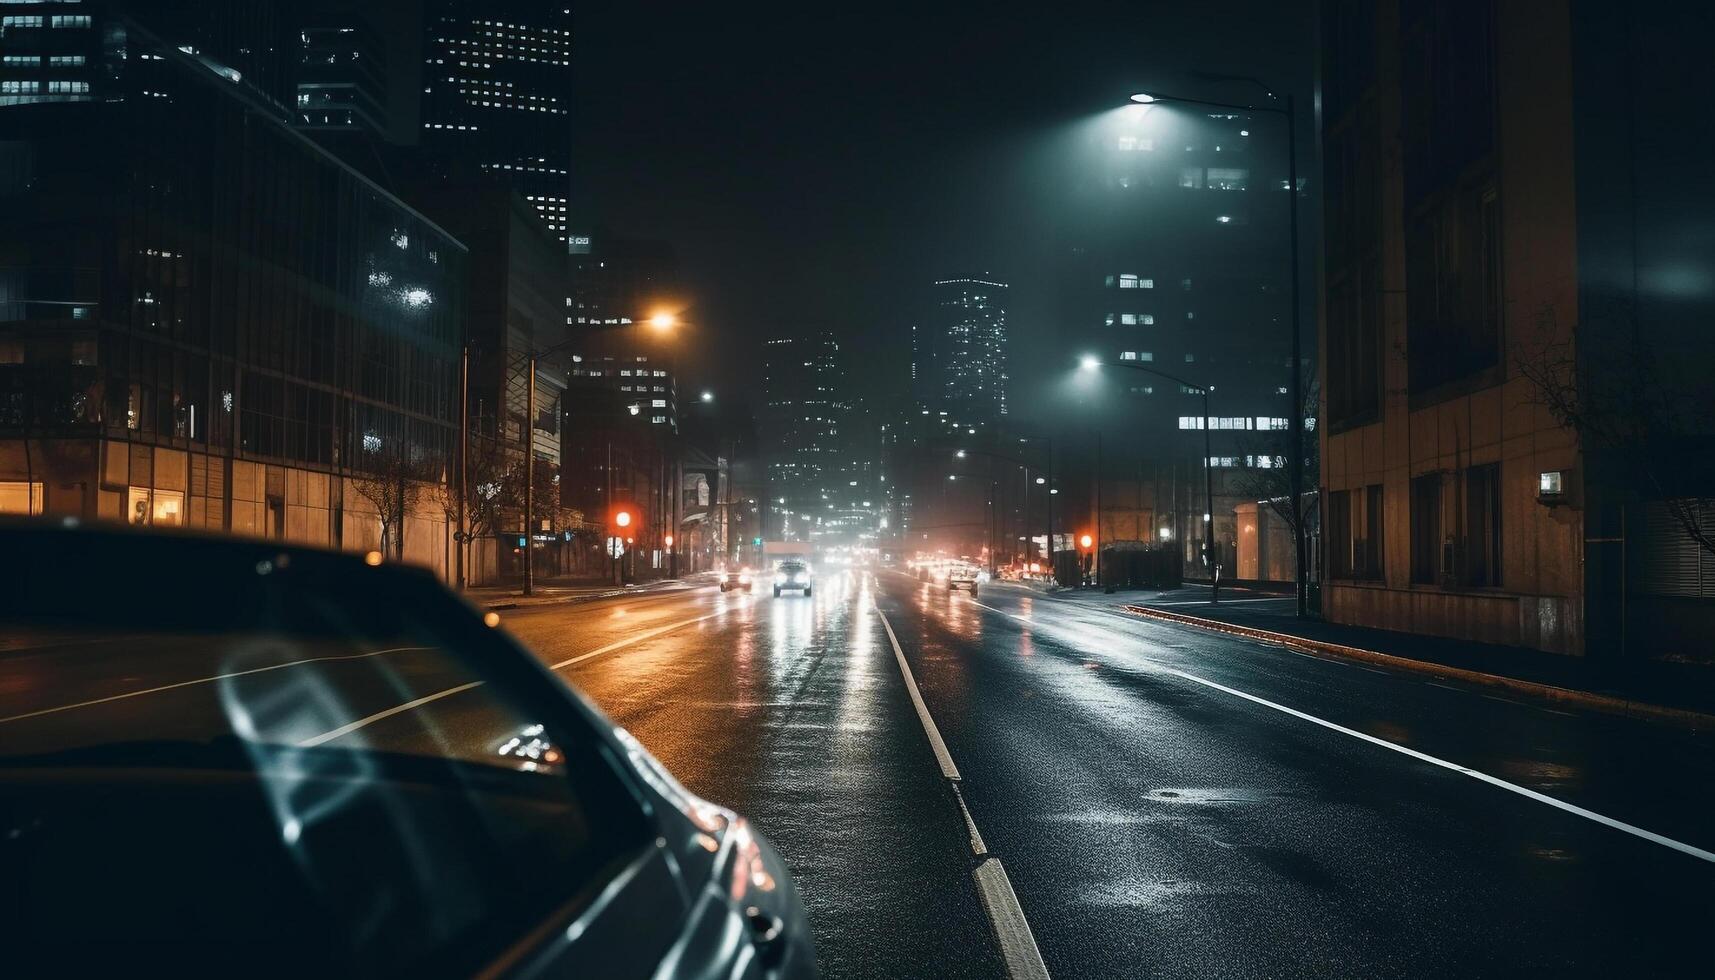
[700,390,714,402]
[648,311,677,330]
[955,449,967,458]
[1035,476,1046,485]
[1129,93,1157,104]
[1079,354,1101,371]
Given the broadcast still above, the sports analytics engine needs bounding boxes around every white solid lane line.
[0,646,434,725]
[874,601,960,781]
[298,682,484,748]
[549,595,757,670]
[299,593,762,747]
[964,596,1715,865]
[873,596,1051,980]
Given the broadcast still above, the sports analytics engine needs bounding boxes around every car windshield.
[779,562,806,572]
[0,528,649,977]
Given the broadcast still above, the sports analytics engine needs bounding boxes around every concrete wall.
[1319,0,1585,655]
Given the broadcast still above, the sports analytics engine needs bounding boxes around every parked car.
[773,560,814,597]
[0,519,817,978]
[720,566,754,592]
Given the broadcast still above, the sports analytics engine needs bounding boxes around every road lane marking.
[297,682,484,748]
[955,594,1715,865]
[952,781,988,856]
[296,595,762,747]
[549,597,757,670]
[874,602,960,781]
[873,596,1051,980]
[973,858,1052,980]
[0,646,434,725]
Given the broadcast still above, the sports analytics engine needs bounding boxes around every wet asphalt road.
[6,569,1715,977]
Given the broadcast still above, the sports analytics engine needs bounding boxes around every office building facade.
[1318,1,1715,659]
[420,1,572,242]
[0,24,466,573]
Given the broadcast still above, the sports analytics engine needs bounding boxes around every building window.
[1118,274,1152,289]
[50,14,91,28]
[1179,167,1204,189]
[1410,473,1441,585]
[1120,351,1138,361]
[1206,167,1249,190]
[1464,463,1501,587]
[0,480,43,515]
[1330,484,1385,581]
[126,487,185,527]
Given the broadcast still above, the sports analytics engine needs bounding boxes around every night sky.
[571,2,1316,420]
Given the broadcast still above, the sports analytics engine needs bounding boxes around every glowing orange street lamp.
[665,534,675,547]
[615,509,633,529]
[1079,533,1094,550]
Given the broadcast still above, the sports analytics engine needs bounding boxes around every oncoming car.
[773,561,814,598]
[946,562,982,595]
[720,566,754,592]
[0,520,817,978]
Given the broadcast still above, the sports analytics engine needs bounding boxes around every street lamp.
[950,436,1056,579]
[1124,81,1306,614]
[517,313,682,595]
[1079,354,1219,604]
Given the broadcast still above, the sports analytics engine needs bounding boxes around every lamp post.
[521,311,680,596]
[1129,84,1303,614]
[950,435,1056,579]
[1080,355,1219,604]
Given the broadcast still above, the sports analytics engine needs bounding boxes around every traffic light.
[753,536,762,547]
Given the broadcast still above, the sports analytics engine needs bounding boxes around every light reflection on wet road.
[7,567,1713,978]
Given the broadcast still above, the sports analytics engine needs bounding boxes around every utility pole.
[523,352,536,596]
[456,344,468,591]
[1286,93,1309,617]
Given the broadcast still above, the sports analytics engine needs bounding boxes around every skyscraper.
[759,335,845,542]
[419,1,572,242]
[920,277,1009,434]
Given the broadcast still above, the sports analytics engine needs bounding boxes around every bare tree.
[1515,306,1715,558]
[352,443,430,560]
[433,433,510,544]
[1234,365,1321,543]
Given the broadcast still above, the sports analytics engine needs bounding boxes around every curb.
[1119,604,1715,732]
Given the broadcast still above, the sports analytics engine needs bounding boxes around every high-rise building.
[1057,103,1300,457]
[1,0,293,111]
[759,335,845,542]
[419,1,572,242]
[1317,1,1715,657]
[0,23,466,573]
[295,20,388,136]
[919,277,1009,434]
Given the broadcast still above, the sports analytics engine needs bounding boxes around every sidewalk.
[463,573,710,610]
[1046,582,1715,729]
